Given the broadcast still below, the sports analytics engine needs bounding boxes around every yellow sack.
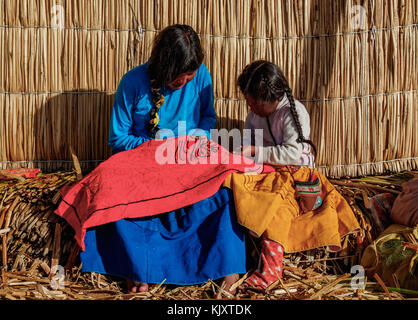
[360,224,418,290]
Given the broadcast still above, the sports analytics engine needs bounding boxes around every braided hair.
[146,24,204,136]
[238,60,317,158]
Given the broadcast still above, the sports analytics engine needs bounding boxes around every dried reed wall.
[1,0,417,177]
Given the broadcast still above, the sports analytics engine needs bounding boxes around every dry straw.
[0,0,417,177]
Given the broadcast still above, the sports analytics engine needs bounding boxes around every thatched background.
[1,0,417,177]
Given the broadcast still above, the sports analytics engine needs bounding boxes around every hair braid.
[147,82,165,137]
[285,87,317,158]
[262,75,286,98]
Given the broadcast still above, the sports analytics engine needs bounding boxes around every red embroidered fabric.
[55,136,273,250]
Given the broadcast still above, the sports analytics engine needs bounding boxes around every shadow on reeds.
[33,90,115,174]
[297,1,347,162]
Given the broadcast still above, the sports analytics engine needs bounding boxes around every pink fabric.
[55,136,273,250]
[369,193,396,234]
[0,168,41,179]
[391,178,418,227]
[244,235,284,289]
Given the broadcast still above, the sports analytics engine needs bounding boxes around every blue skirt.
[80,187,247,285]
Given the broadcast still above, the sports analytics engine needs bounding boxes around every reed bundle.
[1,0,417,177]
[0,171,78,273]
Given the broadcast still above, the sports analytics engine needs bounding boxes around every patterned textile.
[294,171,323,213]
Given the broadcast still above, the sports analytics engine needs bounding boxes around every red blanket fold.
[55,136,274,250]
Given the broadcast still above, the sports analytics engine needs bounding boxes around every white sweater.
[244,94,315,167]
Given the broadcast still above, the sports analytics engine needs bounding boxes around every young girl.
[238,60,316,167]
[227,61,359,290]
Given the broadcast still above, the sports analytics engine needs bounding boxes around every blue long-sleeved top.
[108,62,217,153]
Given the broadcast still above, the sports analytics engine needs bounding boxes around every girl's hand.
[241,145,258,157]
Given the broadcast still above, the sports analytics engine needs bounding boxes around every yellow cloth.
[223,167,360,253]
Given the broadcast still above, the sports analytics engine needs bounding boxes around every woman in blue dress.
[79,24,247,295]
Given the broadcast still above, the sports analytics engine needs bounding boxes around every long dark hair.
[146,24,204,136]
[238,60,317,158]
[147,24,204,88]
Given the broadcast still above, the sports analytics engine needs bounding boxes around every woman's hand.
[241,145,258,158]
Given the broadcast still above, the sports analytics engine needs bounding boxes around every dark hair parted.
[146,24,203,136]
[238,60,317,158]
[147,24,204,88]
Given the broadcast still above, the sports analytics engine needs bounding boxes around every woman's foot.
[126,280,149,293]
[216,274,240,299]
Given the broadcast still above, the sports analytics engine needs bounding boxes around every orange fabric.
[223,167,360,253]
